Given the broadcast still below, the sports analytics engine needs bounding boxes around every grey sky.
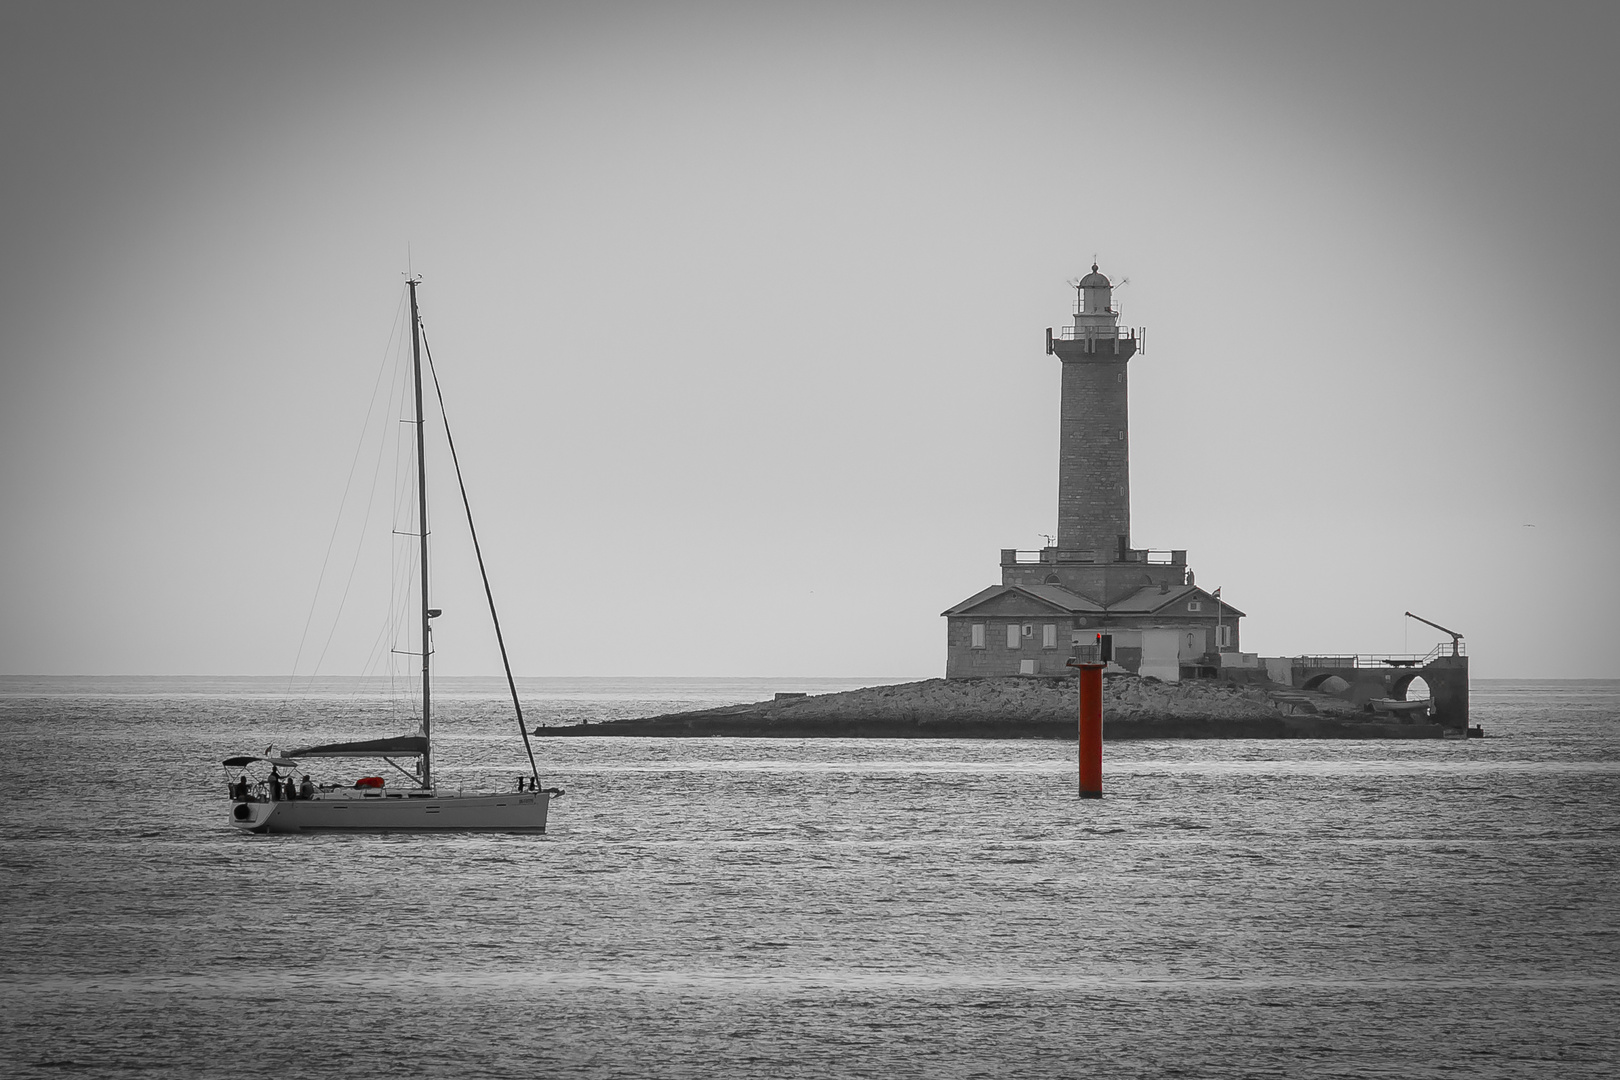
[2,1,1616,677]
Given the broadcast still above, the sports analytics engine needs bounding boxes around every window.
[971,623,985,649]
[1042,624,1057,648]
[1187,633,1196,650]
[1217,624,1233,648]
[1187,600,1202,612]
[1006,624,1021,649]
[1022,623,1033,638]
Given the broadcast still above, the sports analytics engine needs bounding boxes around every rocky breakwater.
[532,674,1448,739]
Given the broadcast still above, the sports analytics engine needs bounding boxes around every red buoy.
[1075,661,1105,798]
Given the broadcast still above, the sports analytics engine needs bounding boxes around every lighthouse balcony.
[1047,326,1143,357]
[1001,547,1186,567]
[1056,325,1136,341]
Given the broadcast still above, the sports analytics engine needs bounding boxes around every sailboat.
[224,278,559,833]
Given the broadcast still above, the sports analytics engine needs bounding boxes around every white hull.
[1370,697,1431,716]
[230,789,550,834]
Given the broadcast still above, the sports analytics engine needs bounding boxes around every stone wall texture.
[945,616,1074,678]
[1057,349,1134,556]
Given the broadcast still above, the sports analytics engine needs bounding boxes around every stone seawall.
[532,675,1448,740]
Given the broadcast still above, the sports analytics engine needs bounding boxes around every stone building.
[943,265,1243,681]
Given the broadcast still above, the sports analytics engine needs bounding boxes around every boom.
[1405,611,1463,656]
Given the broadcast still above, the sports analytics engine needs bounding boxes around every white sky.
[2,0,1617,678]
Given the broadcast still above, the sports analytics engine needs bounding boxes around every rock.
[531,674,1436,740]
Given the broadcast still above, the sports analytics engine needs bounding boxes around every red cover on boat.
[355,776,385,788]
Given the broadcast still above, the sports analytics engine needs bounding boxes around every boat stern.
[229,800,292,833]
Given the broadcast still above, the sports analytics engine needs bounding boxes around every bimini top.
[283,735,429,759]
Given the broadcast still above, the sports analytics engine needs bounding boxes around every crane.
[1404,611,1463,657]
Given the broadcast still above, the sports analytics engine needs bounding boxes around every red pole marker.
[1069,661,1106,798]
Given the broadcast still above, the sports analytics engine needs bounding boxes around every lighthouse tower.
[1019,264,1178,605]
[1050,264,1136,561]
[941,261,1242,679]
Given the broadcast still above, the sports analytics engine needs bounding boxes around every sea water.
[1,677,1616,1079]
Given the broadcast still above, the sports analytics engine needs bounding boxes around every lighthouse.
[1050,264,1137,561]
[942,261,1243,680]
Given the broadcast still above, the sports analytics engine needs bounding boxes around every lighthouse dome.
[1078,264,1110,288]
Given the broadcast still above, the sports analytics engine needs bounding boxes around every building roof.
[1106,582,1199,613]
[944,582,1245,619]
[1108,584,1247,619]
[1020,582,1107,612]
[1077,264,1110,288]
[941,583,1104,617]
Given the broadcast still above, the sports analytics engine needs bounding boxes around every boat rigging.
[222,277,561,833]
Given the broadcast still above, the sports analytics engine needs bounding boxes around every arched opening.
[1303,673,1351,695]
[1044,573,1061,585]
[1393,674,1431,701]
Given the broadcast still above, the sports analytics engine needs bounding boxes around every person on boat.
[230,774,249,802]
[299,774,315,799]
[268,768,282,801]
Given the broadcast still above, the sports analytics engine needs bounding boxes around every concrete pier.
[1260,649,1470,730]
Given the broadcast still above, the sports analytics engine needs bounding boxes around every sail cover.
[222,755,299,767]
[283,735,428,758]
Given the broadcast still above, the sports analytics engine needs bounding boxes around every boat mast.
[409,277,433,789]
